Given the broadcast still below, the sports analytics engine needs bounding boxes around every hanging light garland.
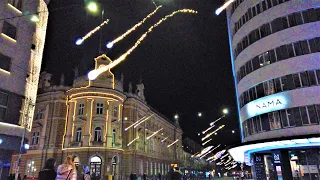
[88,9,198,80]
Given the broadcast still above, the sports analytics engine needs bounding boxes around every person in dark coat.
[38,158,57,180]
[158,173,161,180]
[143,173,147,180]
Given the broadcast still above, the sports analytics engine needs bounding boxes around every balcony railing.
[70,141,82,147]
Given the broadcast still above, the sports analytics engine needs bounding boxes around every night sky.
[42,0,241,147]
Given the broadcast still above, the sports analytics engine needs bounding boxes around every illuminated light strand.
[107,6,162,48]
[167,139,179,148]
[161,137,169,143]
[202,125,215,134]
[199,144,221,159]
[88,9,198,80]
[134,114,155,128]
[221,153,229,159]
[209,115,225,126]
[125,115,148,131]
[151,0,157,8]
[146,128,163,140]
[127,136,140,146]
[215,0,235,15]
[76,19,110,45]
[196,146,214,158]
[202,125,225,141]
[202,139,212,146]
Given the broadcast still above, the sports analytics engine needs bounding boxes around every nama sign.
[246,95,287,117]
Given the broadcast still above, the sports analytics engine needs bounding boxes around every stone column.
[39,104,49,148]
[106,102,113,148]
[64,101,75,147]
[83,99,94,146]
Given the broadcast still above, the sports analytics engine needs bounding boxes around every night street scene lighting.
[1,0,319,180]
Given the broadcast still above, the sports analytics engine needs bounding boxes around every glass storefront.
[289,149,320,180]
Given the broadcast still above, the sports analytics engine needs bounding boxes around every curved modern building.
[226,0,320,179]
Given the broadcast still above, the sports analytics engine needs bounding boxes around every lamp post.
[15,99,35,180]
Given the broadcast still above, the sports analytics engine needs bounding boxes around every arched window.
[76,128,82,142]
[94,127,102,142]
[112,129,116,146]
[90,156,102,177]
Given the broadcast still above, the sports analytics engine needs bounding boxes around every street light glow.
[198,112,202,117]
[232,130,235,134]
[222,108,229,115]
[87,1,98,13]
[30,15,39,22]
[106,42,114,49]
[174,114,179,120]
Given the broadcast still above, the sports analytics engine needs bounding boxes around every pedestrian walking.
[143,174,147,180]
[158,173,161,180]
[38,158,57,180]
[56,155,77,180]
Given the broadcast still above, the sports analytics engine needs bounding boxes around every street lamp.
[232,130,235,134]
[86,1,99,13]
[198,112,202,117]
[174,114,179,120]
[222,108,229,115]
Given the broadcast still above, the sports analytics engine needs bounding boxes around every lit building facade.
[0,0,49,179]
[226,0,320,179]
[11,55,184,179]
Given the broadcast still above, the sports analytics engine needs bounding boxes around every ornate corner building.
[0,0,49,179]
[11,55,184,179]
[226,0,320,179]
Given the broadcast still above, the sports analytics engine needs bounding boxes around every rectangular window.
[269,112,281,130]
[287,108,296,126]
[252,56,260,71]
[280,76,288,91]
[96,103,104,114]
[269,50,277,63]
[306,9,318,22]
[315,105,320,124]
[282,17,289,29]
[271,18,283,33]
[261,114,270,131]
[300,72,309,87]
[0,91,8,122]
[308,71,317,86]
[309,37,320,53]
[293,73,301,88]
[246,61,253,74]
[2,21,17,40]
[113,105,119,118]
[274,78,282,92]
[252,7,257,17]
[280,110,289,127]
[78,103,84,115]
[256,4,261,14]
[300,107,309,125]
[31,132,39,145]
[272,0,278,6]
[288,14,297,27]
[255,116,262,132]
[293,107,302,126]
[276,45,289,61]
[294,41,303,56]
[267,0,272,9]
[287,44,295,57]
[0,53,11,72]
[294,12,303,25]
[301,41,310,54]
[262,1,267,11]
[307,105,318,124]
[256,84,265,98]
[248,8,252,20]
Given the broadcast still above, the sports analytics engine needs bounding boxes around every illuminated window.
[31,131,40,145]
[0,53,11,72]
[96,103,103,114]
[78,103,84,115]
[0,91,8,122]
[94,127,102,142]
[113,105,118,118]
[112,129,116,147]
[35,109,43,120]
[8,0,22,11]
[2,21,17,40]
[75,128,82,142]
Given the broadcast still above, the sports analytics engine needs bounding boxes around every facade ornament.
[60,74,65,86]
[128,82,132,93]
[73,67,79,79]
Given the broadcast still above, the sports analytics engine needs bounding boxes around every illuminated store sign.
[247,95,287,117]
